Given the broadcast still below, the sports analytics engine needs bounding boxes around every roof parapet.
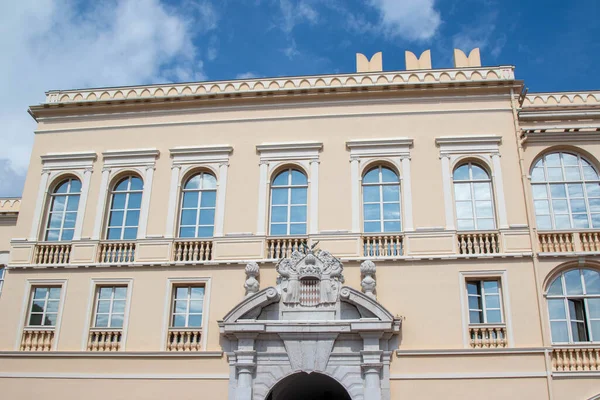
[405,50,432,70]
[356,52,383,73]
[453,48,482,68]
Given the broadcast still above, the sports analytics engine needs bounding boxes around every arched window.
[547,268,600,343]
[270,168,307,235]
[531,152,600,230]
[106,176,143,240]
[45,178,81,241]
[453,163,495,230]
[179,172,217,238]
[362,166,401,233]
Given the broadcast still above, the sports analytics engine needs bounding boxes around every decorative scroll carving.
[360,260,377,299]
[276,245,345,307]
[244,262,260,298]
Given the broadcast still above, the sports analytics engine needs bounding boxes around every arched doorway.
[266,372,352,400]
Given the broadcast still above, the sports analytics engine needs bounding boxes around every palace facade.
[0,48,599,399]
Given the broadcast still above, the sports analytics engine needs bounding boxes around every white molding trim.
[256,142,322,235]
[165,146,233,238]
[39,152,97,170]
[0,252,8,265]
[81,278,134,351]
[161,277,212,351]
[0,372,229,380]
[15,279,68,351]
[458,270,514,348]
[389,372,546,380]
[346,138,414,233]
[396,347,545,356]
[0,351,223,357]
[435,135,502,155]
[102,149,159,167]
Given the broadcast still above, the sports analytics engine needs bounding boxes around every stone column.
[92,167,111,240]
[361,332,383,400]
[234,334,257,400]
[74,167,93,240]
[30,170,51,241]
[138,165,155,239]
[164,165,182,239]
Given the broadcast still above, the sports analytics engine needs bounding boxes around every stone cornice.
[523,91,600,108]
[38,66,516,107]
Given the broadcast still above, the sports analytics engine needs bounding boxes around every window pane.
[554,215,571,229]
[181,210,197,225]
[467,282,480,295]
[469,310,482,324]
[364,222,380,233]
[63,212,76,228]
[587,298,600,319]
[271,189,288,205]
[363,169,379,184]
[568,184,584,197]
[271,206,288,223]
[185,175,201,190]
[562,153,578,165]
[589,199,600,212]
[46,230,60,241]
[111,314,124,328]
[363,186,380,202]
[486,310,502,323]
[112,300,126,314]
[200,191,216,208]
[66,195,80,211]
[199,209,215,225]
[128,193,142,209]
[478,219,495,230]
[174,300,187,313]
[190,287,204,299]
[383,221,401,232]
[114,287,127,299]
[573,214,589,229]
[198,226,214,237]
[547,277,564,296]
[565,167,581,180]
[583,269,600,294]
[182,192,199,208]
[290,206,306,223]
[107,228,122,240]
[591,320,600,342]
[382,185,400,202]
[291,188,307,205]
[190,300,203,313]
[565,270,584,295]
[29,314,42,326]
[273,171,289,186]
[468,296,481,310]
[49,213,63,229]
[172,315,186,327]
[548,299,567,319]
[475,201,493,218]
[175,287,188,299]
[552,200,568,213]
[571,321,588,342]
[111,193,126,209]
[456,202,473,219]
[383,203,400,220]
[570,200,587,213]
[179,227,195,238]
[471,165,488,180]
[97,300,110,313]
[547,167,563,181]
[536,215,552,230]
[534,200,550,215]
[291,170,307,185]
[587,183,600,197]
[290,224,306,235]
[188,315,202,327]
[550,321,569,343]
[125,210,140,227]
[453,165,469,181]
[52,196,66,212]
[364,204,380,221]
[569,299,586,321]
[270,224,287,235]
[454,183,471,201]
[483,281,499,294]
[485,295,500,309]
[47,287,60,299]
[583,166,599,180]
[473,183,491,200]
[123,228,137,240]
[109,211,124,227]
[32,300,45,313]
[129,177,143,191]
[531,167,545,182]
[381,167,399,183]
[457,219,475,230]
[532,185,548,199]
[202,174,217,189]
[95,314,109,327]
[46,300,59,312]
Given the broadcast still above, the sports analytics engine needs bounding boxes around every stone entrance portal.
[219,248,401,400]
[266,372,352,400]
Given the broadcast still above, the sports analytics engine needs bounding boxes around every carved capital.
[101,167,112,174]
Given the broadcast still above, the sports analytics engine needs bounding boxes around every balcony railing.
[457,231,500,255]
[538,231,600,253]
[166,328,202,351]
[362,234,403,257]
[265,236,308,259]
[87,328,122,351]
[551,346,600,372]
[468,324,507,348]
[98,241,136,264]
[19,327,54,351]
[173,240,213,262]
[33,243,72,265]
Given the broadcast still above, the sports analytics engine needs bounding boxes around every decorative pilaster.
[360,260,376,299]
[92,167,111,240]
[30,170,51,240]
[73,167,93,240]
[440,155,455,231]
[491,152,509,229]
[350,156,361,233]
[215,162,229,237]
[137,165,155,239]
[361,332,383,400]
[244,262,260,298]
[256,161,269,236]
[234,334,258,400]
[400,155,414,231]
[165,165,182,238]
[309,159,319,234]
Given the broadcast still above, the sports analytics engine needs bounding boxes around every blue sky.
[0,0,599,197]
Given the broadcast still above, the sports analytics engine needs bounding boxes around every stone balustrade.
[468,324,507,348]
[579,232,600,252]
[551,346,600,372]
[166,328,202,351]
[457,232,500,255]
[362,235,403,257]
[538,232,575,253]
[265,237,308,259]
[98,241,136,264]
[173,240,213,262]
[87,328,122,351]
[33,243,72,265]
[20,328,54,351]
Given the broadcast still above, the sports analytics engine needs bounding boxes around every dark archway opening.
[266,372,351,400]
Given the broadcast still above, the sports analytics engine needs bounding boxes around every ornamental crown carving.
[276,244,344,306]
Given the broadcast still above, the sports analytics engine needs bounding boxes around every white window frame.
[347,138,414,233]
[44,177,82,242]
[178,171,218,238]
[166,146,233,238]
[30,152,97,241]
[256,142,322,236]
[436,136,507,231]
[361,165,402,233]
[81,278,133,351]
[91,149,159,240]
[169,285,206,328]
[546,268,600,344]
[0,266,4,297]
[453,162,497,231]
[161,277,212,351]
[466,279,504,324]
[105,175,144,240]
[459,270,513,348]
[15,279,68,351]
[269,168,309,236]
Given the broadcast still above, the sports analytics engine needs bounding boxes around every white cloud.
[367,0,441,41]
[277,0,319,33]
[236,72,259,79]
[452,11,505,61]
[0,0,215,196]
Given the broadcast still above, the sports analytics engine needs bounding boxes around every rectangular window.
[0,267,4,296]
[467,280,503,324]
[171,285,205,328]
[27,286,61,327]
[93,286,127,328]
